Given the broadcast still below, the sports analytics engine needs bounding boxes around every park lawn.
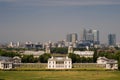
[0,71,120,80]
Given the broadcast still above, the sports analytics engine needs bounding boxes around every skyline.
[0,0,120,43]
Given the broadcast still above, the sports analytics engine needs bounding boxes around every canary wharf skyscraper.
[66,33,78,42]
[82,29,99,44]
[108,34,116,46]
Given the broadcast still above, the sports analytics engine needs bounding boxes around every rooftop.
[48,56,71,61]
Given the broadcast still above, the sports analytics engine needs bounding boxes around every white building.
[48,56,72,69]
[0,56,21,69]
[74,51,94,57]
[21,51,45,57]
[97,57,118,69]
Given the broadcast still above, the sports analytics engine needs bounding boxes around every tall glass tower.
[108,34,116,46]
[66,33,78,42]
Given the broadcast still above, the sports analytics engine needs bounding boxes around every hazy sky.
[0,0,120,43]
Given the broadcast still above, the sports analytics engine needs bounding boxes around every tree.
[68,53,81,63]
[68,53,77,63]
[39,53,51,63]
[81,57,86,63]
[76,55,81,63]
[73,48,86,51]
[114,51,120,70]
[0,50,20,57]
[51,48,68,54]
[93,49,98,63]
[118,56,120,70]
[68,53,94,63]
[21,55,38,63]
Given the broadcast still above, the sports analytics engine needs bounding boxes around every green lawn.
[0,71,120,80]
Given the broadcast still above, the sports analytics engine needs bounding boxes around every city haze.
[0,0,120,43]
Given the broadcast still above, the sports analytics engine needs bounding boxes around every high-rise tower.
[81,29,99,44]
[66,33,78,43]
[108,34,116,46]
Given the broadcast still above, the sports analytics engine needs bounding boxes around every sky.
[0,0,120,44]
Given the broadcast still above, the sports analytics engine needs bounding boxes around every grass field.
[0,71,120,80]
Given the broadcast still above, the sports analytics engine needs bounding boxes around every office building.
[92,30,99,44]
[66,33,78,42]
[108,34,116,46]
[82,29,99,44]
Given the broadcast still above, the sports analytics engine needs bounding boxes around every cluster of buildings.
[0,28,117,49]
[0,55,117,70]
[7,41,43,49]
[0,28,119,70]
[66,29,117,48]
[0,45,118,70]
[20,44,94,58]
[47,56,118,69]
[66,29,99,48]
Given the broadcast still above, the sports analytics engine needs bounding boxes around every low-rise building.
[74,51,94,57]
[0,56,21,69]
[48,56,72,69]
[97,57,118,69]
[21,51,44,57]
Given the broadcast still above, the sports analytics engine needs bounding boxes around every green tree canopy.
[21,55,38,63]
[51,48,68,54]
[0,50,20,57]
[39,53,51,63]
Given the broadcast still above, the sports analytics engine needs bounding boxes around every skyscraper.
[82,29,99,44]
[108,34,116,46]
[66,34,72,42]
[71,33,78,43]
[92,30,99,44]
[66,33,78,42]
